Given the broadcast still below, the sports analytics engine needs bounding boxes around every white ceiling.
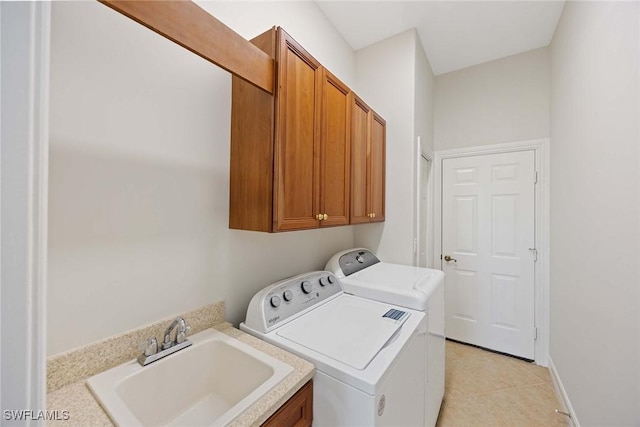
[315,1,565,75]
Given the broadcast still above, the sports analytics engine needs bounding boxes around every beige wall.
[549,2,639,425]
[414,36,435,268]
[48,1,356,356]
[353,30,435,265]
[198,1,356,89]
[434,47,550,151]
[415,36,435,157]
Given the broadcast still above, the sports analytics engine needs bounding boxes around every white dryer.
[241,271,427,427]
[326,249,446,427]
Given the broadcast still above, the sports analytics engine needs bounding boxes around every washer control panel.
[242,271,342,333]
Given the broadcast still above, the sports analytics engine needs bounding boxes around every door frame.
[414,136,434,268]
[434,138,549,366]
[1,1,51,417]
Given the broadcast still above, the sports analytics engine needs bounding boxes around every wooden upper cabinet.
[350,95,386,224]
[319,69,351,227]
[369,112,386,222]
[230,27,384,232]
[274,29,322,231]
[230,27,357,232]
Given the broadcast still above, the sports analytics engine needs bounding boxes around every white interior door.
[442,150,536,359]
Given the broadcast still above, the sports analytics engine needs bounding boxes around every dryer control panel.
[242,271,342,334]
[338,249,380,276]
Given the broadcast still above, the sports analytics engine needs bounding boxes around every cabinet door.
[350,95,371,224]
[262,381,313,427]
[369,112,386,222]
[319,69,350,227]
[274,28,322,231]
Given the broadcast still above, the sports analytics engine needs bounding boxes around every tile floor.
[436,340,570,426]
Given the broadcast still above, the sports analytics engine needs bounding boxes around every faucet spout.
[162,317,188,350]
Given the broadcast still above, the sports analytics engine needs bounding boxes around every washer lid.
[276,295,409,370]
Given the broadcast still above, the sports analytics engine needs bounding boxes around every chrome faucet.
[137,317,192,366]
[162,316,190,350]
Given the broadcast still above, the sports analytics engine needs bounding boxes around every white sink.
[87,328,293,427]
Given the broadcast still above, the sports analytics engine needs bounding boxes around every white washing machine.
[326,249,446,427]
[241,271,427,427]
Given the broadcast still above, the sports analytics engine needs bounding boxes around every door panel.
[350,97,370,224]
[452,270,478,321]
[491,274,518,329]
[320,69,350,227]
[491,195,519,256]
[369,113,386,222]
[453,196,477,253]
[442,150,535,359]
[274,30,321,231]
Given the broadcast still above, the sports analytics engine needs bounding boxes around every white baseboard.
[548,356,580,427]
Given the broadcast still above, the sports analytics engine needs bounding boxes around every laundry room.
[2,1,638,427]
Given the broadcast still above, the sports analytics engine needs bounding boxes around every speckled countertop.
[46,302,314,427]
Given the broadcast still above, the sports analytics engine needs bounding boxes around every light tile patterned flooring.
[436,340,570,427]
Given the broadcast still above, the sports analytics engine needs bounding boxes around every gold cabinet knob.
[323,214,328,220]
[316,213,322,220]
[372,213,376,218]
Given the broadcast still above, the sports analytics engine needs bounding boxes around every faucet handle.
[176,321,191,344]
[138,337,158,356]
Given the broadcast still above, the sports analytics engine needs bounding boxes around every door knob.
[444,255,457,262]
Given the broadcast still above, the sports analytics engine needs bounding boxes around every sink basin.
[87,328,293,426]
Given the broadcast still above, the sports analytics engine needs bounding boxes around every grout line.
[445,380,552,400]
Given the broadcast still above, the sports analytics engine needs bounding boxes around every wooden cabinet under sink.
[262,380,313,427]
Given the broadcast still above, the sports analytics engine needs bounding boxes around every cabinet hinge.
[534,327,538,341]
[534,171,538,184]
[528,248,538,262]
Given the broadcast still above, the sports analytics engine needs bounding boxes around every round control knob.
[301,280,312,294]
[269,295,281,308]
[356,255,364,263]
[283,290,293,302]
[319,277,327,287]
[327,275,335,284]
